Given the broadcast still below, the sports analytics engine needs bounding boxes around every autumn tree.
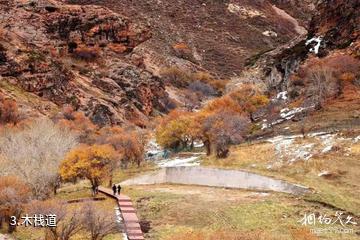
[0,176,31,233]
[155,110,194,150]
[202,110,250,158]
[229,84,269,121]
[0,118,78,199]
[29,200,83,240]
[59,144,117,193]
[97,126,146,169]
[302,55,360,108]
[305,63,338,109]
[81,203,119,240]
[203,96,243,114]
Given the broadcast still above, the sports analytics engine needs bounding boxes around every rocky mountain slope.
[1,0,358,127]
[230,0,359,93]
[65,0,316,78]
[0,0,170,125]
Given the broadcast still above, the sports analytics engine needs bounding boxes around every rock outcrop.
[230,0,359,94]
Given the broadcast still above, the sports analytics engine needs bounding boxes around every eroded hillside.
[66,0,315,78]
[0,0,170,126]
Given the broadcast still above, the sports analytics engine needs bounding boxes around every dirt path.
[272,5,307,36]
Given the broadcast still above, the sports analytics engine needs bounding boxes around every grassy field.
[122,183,359,240]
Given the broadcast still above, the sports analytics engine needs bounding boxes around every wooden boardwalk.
[98,187,145,240]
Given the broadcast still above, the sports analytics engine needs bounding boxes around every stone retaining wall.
[120,166,309,195]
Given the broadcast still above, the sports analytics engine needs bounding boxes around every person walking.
[112,184,117,195]
[92,185,96,196]
[117,185,121,195]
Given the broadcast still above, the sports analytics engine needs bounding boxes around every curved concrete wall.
[120,166,309,195]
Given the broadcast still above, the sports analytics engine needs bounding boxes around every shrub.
[204,96,242,113]
[188,80,216,96]
[29,200,82,240]
[304,60,339,109]
[73,46,100,61]
[57,106,97,143]
[0,176,31,233]
[173,42,193,60]
[0,95,19,125]
[108,43,127,53]
[81,203,119,240]
[160,67,192,87]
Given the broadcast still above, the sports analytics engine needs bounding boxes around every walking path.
[98,187,145,240]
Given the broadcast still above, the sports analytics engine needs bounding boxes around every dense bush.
[0,118,78,199]
[0,95,19,125]
[160,67,228,94]
[73,46,100,61]
[188,80,217,96]
[0,176,31,233]
[298,54,360,108]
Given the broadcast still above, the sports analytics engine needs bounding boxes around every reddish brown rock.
[0,0,168,126]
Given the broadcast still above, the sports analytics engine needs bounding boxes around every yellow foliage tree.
[155,110,194,150]
[59,144,117,190]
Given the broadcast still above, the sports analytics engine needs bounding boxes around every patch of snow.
[146,139,164,159]
[291,143,315,162]
[122,233,129,240]
[227,4,262,18]
[354,135,360,143]
[318,171,330,177]
[277,91,288,101]
[308,131,329,137]
[262,105,314,130]
[250,192,270,197]
[306,37,322,54]
[321,145,333,153]
[193,141,204,148]
[262,30,277,37]
[157,156,200,168]
[280,107,304,120]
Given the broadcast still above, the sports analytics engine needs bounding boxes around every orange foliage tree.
[229,84,269,121]
[0,176,31,233]
[156,96,251,158]
[98,126,145,168]
[59,144,117,192]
